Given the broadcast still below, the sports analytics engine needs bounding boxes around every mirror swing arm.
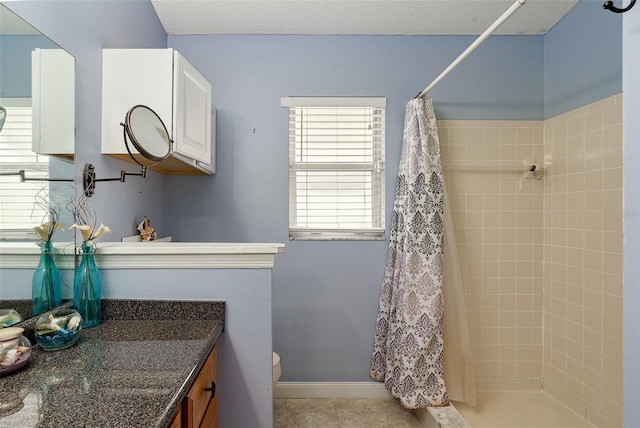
[82,163,147,197]
[83,105,172,197]
[0,170,74,183]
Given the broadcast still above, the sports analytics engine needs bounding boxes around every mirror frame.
[124,104,172,165]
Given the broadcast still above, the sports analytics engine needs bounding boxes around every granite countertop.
[0,300,225,427]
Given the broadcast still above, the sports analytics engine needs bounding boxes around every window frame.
[282,96,386,241]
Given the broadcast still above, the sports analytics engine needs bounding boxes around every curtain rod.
[416,0,527,98]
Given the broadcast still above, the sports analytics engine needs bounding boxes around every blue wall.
[544,0,622,118]
[0,35,57,97]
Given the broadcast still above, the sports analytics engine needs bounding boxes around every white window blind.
[0,105,49,235]
[282,97,385,240]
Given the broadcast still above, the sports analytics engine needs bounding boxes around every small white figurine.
[137,216,156,241]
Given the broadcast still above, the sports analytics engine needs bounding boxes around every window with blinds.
[0,105,49,237]
[281,97,386,240]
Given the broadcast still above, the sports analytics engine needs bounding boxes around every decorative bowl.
[0,335,31,376]
[34,308,83,351]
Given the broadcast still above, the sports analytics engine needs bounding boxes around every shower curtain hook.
[603,0,636,13]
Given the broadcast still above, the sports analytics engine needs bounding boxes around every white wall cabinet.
[101,49,215,174]
[31,48,75,156]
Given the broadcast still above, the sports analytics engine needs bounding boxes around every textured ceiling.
[151,0,580,36]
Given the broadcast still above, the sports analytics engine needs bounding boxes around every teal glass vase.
[73,242,101,328]
[32,241,62,316]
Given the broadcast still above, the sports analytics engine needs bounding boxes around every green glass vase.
[73,242,101,328]
[31,241,62,316]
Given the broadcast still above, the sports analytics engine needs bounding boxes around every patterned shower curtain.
[370,97,448,408]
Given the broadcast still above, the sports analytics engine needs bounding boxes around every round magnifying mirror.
[0,107,6,133]
[123,105,172,166]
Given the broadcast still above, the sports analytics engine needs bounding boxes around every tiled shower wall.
[542,94,623,427]
[439,119,545,392]
[437,94,623,427]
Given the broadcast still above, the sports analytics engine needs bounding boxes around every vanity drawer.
[184,344,217,428]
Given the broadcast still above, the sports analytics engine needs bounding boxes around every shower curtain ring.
[603,0,636,13]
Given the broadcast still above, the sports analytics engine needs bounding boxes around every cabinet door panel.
[173,52,211,164]
[200,398,217,428]
[32,48,75,155]
[185,345,217,428]
[169,405,182,428]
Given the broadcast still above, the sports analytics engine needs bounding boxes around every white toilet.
[272,352,281,388]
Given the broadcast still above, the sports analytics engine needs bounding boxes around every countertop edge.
[160,324,224,427]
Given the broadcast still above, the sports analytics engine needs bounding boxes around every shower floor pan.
[418,390,595,428]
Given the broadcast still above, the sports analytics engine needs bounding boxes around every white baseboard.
[273,382,393,399]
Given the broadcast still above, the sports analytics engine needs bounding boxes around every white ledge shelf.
[0,242,76,269]
[0,242,285,269]
[93,242,285,269]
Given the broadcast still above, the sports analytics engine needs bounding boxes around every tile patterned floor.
[273,398,424,428]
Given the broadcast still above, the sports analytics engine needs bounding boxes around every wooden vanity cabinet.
[169,406,182,428]
[170,344,217,428]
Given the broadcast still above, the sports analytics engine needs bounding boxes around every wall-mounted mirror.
[83,105,171,197]
[124,104,172,163]
[0,4,76,322]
